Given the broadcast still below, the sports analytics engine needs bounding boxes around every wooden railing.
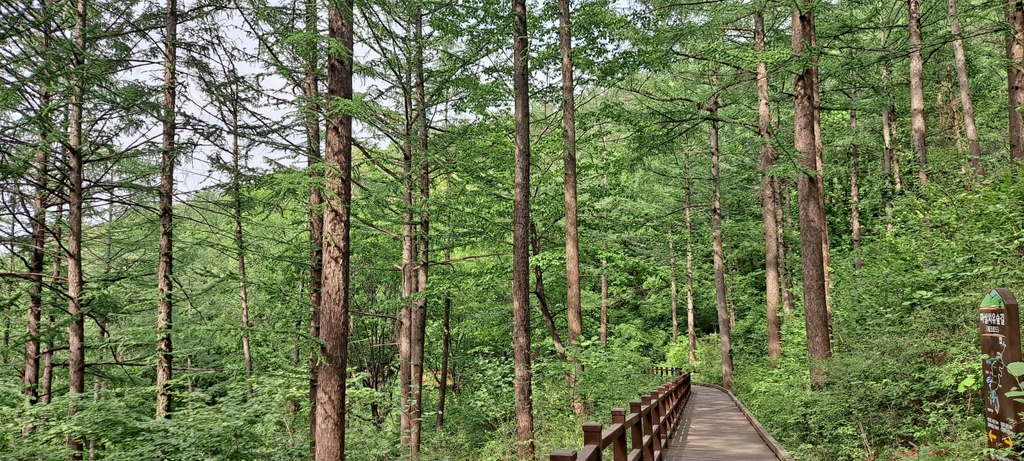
[550,372,692,461]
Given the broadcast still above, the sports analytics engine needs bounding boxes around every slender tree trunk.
[850,92,863,271]
[231,103,253,394]
[882,107,895,228]
[909,0,929,184]
[531,223,566,354]
[947,0,983,175]
[685,153,696,363]
[511,0,535,453]
[756,9,782,365]
[793,4,831,389]
[774,178,794,315]
[156,0,177,419]
[559,0,585,418]
[24,127,47,414]
[709,74,733,389]
[314,0,354,457]
[601,249,608,346]
[66,0,87,457]
[44,211,61,406]
[410,12,429,450]
[305,0,322,450]
[1007,0,1024,161]
[399,101,416,453]
[807,11,832,318]
[435,240,451,432]
[669,228,678,344]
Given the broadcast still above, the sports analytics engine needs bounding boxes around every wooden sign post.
[980,288,1023,460]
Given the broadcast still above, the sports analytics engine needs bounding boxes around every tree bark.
[850,92,863,271]
[909,0,929,184]
[560,0,582,350]
[67,0,87,456]
[435,279,451,431]
[156,0,177,420]
[231,96,253,394]
[756,9,782,365]
[410,11,429,449]
[709,74,733,389]
[1007,0,1024,161]
[685,153,696,363]
[669,228,678,344]
[947,0,983,175]
[773,178,794,315]
[314,0,354,457]
[881,107,895,228]
[793,4,831,389]
[305,0,322,450]
[511,0,535,453]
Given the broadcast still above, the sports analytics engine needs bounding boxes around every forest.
[2,0,1024,458]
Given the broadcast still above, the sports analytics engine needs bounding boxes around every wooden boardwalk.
[662,385,785,461]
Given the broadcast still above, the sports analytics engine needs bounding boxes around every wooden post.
[583,422,602,460]
[641,396,655,459]
[648,392,662,455]
[629,401,643,459]
[611,408,628,461]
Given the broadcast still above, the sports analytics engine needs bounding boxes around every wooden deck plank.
[662,386,780,461]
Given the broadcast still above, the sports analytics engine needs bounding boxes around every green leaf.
[1006,362,1024,378]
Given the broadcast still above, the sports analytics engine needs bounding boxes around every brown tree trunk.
[600,248,608,346]
[156,0,177,420]
[410,13,430,450]
[531,223,566,355]
[305,0,322,450]
[231,102,253,394]
[669,228,678,344]
[435,252,451,432]
[882,107,895,228]
[807,12,832,318]
[756,9,782,365]
[44,212,61,407]
[1007,0,1024,161]
[909,0,929,184]
[709,74,733,389]
[948,0,983,175]
[685,153,697,363]
[67,0,87,457]
[314,0,354,457]
[398,95,416,453]
[850,92,863,271]
[774,179,794,315]
[511,0,535,453]
[793,4,832,389]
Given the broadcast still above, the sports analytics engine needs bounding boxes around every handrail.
[550,372,692,461]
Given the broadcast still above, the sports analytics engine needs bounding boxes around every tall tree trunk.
[67,0,87,456]
[947,0,983,175]
[774,178,794,315]
[305,0,322,450]
[909,0,929,184]
[600,248,608,346]
[410,11,429,451]
[756,9,782,365]
[156,0,177,419]
[398,98,416,453]
[511,0,535,453]
[559,0,585,418]
[231,100,253,394]
[882,107,895,228]
[850,92,863,271]
[669,228,678,344]
[793,4,831,389]
[1007,0,1024,161]
[435,240,452,432]
[43,208,61,406]
[314,0,354,457]
[807,11,832,318]
[685,153,696,363]
[709,74,733,389]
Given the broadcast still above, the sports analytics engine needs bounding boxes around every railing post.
[658,385,671,442]
[629,400,644,460]
[641,395,656,460]
[583,422,603,460]
[649,392,663,455]
[611,408,628,461]
[551,450,578,461]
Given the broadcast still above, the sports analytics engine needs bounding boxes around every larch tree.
[305,0,323,450]
[67,0,88,455]
[793,0,831,389]
[908,0,928,184]
[155,0,177,419]
[709,71,732,389]
[756,8,782,364]
[1007,0,1024,161]
[947,0,983,175]
[314,0,354,457]
[511,0,535,454]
